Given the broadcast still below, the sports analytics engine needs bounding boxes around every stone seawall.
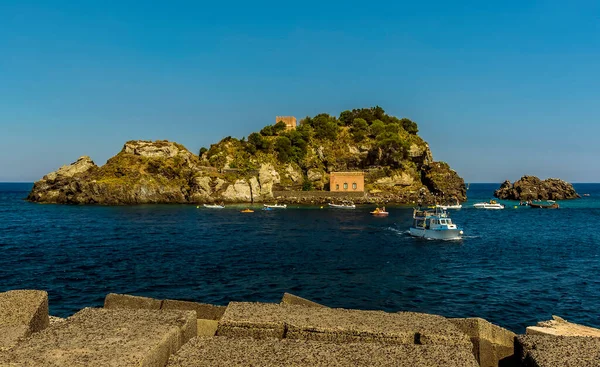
[1,289,598,366]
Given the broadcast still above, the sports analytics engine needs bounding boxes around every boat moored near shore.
[328,201,356,209]
[530,200,560,209]
[473,200,505,210]
[203,203,225,209]
[263,203,287,209]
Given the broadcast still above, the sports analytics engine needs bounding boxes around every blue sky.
[1,1,599,182]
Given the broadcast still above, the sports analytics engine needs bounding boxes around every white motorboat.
[263,204,287,209]
[436,199,462,210]
[203,204,225,209]
[409,208,463,240]
[436,204,462,210]
[473,200,504,210]
[328,202,356,209]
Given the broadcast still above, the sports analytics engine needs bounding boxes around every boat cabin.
[412,209,457,230]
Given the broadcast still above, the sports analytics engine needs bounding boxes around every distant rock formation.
[494,176,580,201]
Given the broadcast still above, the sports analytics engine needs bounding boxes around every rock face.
[494,176,580,201]
[421,162,467,202]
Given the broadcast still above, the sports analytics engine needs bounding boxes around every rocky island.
[27,107,466,205]
[494,176,580,201]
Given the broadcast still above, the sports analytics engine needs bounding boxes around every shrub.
[350,118,368,142]
[400,118,418,134]
[274,121,287,135]
[274,136,293,163]
[302,179,314,191]
[311,114,339,140]
[260,125,274,136]
[370,120,385,137]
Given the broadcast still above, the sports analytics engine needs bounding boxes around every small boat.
[203,204,225,209]
[370,207,389,216]
[328,202,356,209]
[530,201,559,209]
[263,203,287,209]
[583,194,590,197]
[436,199,462,210]
[409,208,463,240]
[473,200,505,210]
[240,209,254,213]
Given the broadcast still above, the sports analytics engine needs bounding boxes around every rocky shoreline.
[26,140,466,206]
[1,289,598,366]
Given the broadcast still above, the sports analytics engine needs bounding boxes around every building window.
[343,183,348,190]
[336,184,339,190]
[352,182,357,190]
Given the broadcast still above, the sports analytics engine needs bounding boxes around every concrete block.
[281,292,327,308]
[167,336,480,367]
[516,335,600,367]
[197,319,219,337]
[526,315,600,337]
[450,317,516,367]
[0,307,197,367]
[217,302,289,339]
[104,293,162,310]
[0,326,30,351]
[218,302,471,347]
[0,289,49,350]
[162,299,226,320]
[49,315,66,326]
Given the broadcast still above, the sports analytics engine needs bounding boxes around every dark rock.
[494,176,580,201]
[421,162,467,202]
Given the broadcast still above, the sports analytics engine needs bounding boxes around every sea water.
[1,183,599,333]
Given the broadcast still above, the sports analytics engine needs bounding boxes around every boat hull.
[371,212,389,216]
[436,205,462,210]
[409,227,463,240]
[263,204,287,209]
[328,204,356,209]
[473,203,504,210]
[203,204,225,209]
[530,203,559,209]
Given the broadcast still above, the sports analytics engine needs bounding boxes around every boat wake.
[386,227,410,236]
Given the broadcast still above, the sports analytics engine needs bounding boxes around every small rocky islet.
[494,176,580,201]
[27,107,467,205]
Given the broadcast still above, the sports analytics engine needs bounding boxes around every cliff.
[27,107,466,205]
[494,176,580,201]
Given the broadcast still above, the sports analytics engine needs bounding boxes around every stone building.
[329,172,365,192]
[276,116,297,131]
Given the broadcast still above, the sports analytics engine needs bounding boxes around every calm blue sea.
[1,182,599,333]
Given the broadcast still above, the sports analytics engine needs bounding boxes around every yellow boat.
[370,208,389,216]
[240,209,254,213]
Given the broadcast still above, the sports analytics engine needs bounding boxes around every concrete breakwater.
[0,290,598,366]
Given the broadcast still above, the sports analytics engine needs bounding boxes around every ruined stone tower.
[276,116,297,131]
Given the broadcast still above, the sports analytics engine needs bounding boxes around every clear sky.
[1,1,599,182]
